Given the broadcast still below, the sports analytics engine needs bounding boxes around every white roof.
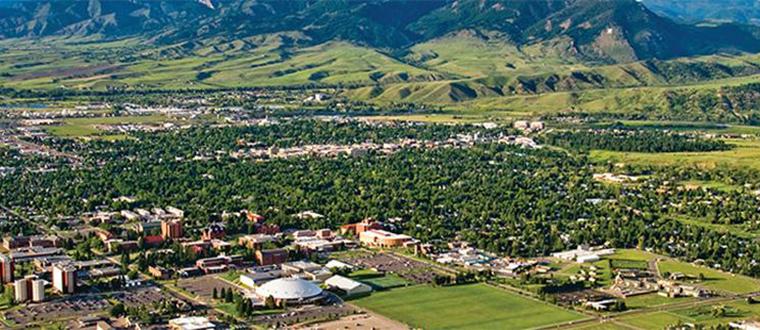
[325,275,370,291]
[255,278,322,300]
[325,260,353,269]
[168,316,216,330]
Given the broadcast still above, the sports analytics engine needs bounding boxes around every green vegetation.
[349,269,410,290]
[624,293,694,310]
[609,259,648,270]
[47,115,171,137]
[352,284,584,329]
[618,299,760,328]
[657,260,760,294]
[591,139,760,170]
[539,129,731,153]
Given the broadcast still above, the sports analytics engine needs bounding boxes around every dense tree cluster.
[5,120,760,279]
[538,129,731,153]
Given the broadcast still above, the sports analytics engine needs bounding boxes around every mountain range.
[0,0,759,120]
[1,0,759,63]
[642,0,760,26]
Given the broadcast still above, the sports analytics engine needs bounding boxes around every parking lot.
[254,303,356,328]
[114,285,192,309]
[336,252,442,284]
[4,295,111,325]
[177,275,240,302]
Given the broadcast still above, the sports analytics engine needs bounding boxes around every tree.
[110,303,126,317]
[212,287,218,300]
[225,288,233,303]
[265,295,276,309]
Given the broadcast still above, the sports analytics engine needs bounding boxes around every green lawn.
[352,284,585,330]
[657,260,760,294]
[349,269,410,290]
[619,299,760,329]
[609,259,648,270]
[624,293,694,310]
[608,249,660,262]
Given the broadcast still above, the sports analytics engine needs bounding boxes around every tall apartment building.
[0,254,13,284]
[53,263,76,294]
[31,279,45,302]
[161,219,183,239]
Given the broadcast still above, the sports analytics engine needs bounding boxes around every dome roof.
[256,278,323,300]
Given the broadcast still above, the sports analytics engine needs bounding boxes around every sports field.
[351,283,585,329]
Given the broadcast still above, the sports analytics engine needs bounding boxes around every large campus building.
[359,229,413,248]
[254,278,323,305]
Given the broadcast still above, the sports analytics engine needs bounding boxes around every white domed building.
[255,277,324,305]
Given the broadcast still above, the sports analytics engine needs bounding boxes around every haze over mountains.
[1,0,759,64]
[642,0,760,26]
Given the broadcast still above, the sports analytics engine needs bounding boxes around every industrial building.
[325,275,372,296]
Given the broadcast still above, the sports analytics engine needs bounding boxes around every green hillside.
[2,33,760,123]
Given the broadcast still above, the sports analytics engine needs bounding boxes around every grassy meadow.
[657,260,760,294]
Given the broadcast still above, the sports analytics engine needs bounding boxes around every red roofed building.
[340,219,383,236]
[143,235,165,247]
[246,211,265,224]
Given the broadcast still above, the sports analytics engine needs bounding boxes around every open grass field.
[623,293,695,310]
[669,215,760,238]
[602,249,759,295]
[349,269,410,290]
[46,115,173,137]
[590,138,760,171]
[618,298,760,329]
[657,260,760,294]
[352,284,585,329]
[608,249,661,261]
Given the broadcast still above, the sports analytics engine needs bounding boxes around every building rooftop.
[255,277,323,300]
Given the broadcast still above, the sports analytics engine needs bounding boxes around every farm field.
[351,283,585,329]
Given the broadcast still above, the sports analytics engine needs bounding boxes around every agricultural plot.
[352,284,585,330]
